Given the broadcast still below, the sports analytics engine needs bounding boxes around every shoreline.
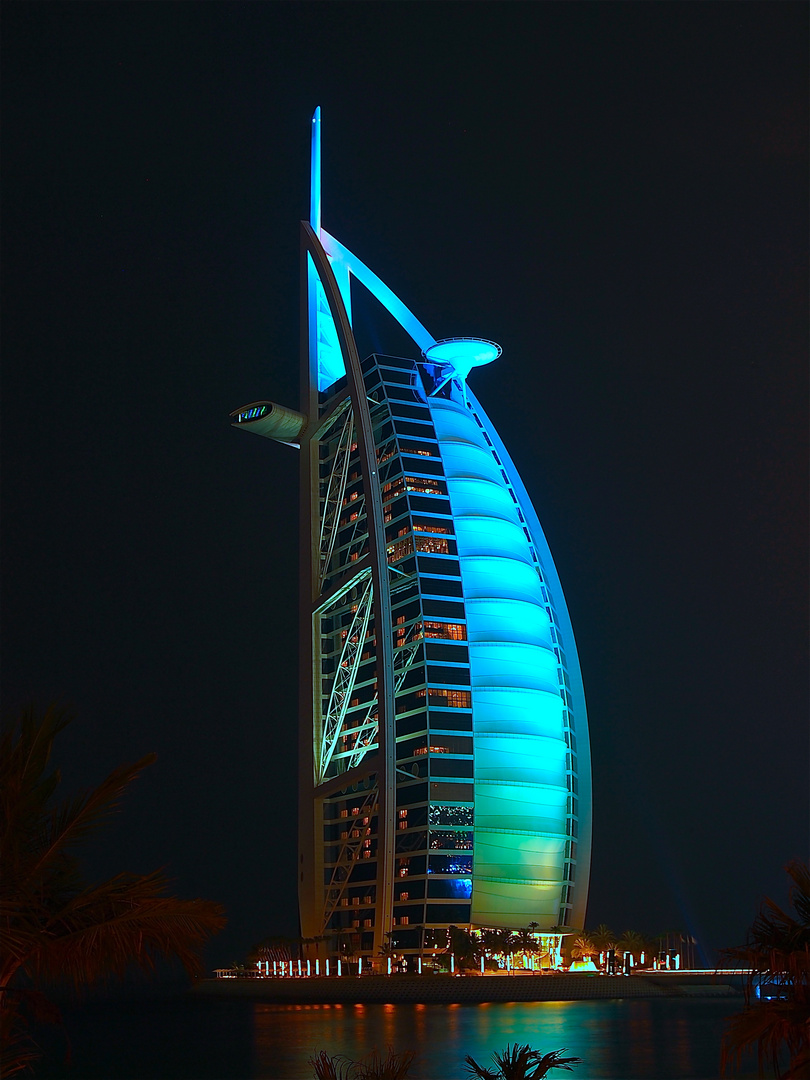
[192,971,745,1005]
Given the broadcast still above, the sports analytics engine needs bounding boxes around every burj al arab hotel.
[232,110,592,965]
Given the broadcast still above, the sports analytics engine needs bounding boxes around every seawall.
[192,972,744,1005]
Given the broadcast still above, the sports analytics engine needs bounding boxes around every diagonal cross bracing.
[345,628,423,772]
[318,575,374,783]
[321,787,378,933]
[318,406,354,587]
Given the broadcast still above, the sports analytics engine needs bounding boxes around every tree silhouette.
[616,930,644,962]
[720,860,809,1078]
[589,924,616,953]
[569,936,595,961]
[0,706,226,1076]
[446,925,480,970]
[465,1043,582,1079]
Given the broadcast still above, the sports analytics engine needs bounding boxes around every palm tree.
[569,936,594,961]
[495,928,519,958]
[447,925,480,970]
[0,706,226,1076]
[720,860,809,1078]
[515,928,537,954]
[589,923,616,953]
[464,1043,582,1079]
[616,930,645,963]
[480,928,502,955]
[587,924,616,971]
[310,1048,415,1079]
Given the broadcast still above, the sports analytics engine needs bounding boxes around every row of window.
[344,905,474,929]
[389,520,452,541]
[382,475,448,503]
[415,688,472,708]
[394,620,467,647]
[386,535,452,562]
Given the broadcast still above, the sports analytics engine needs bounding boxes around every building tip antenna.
[310,107,322,236]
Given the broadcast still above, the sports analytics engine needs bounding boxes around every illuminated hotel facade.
[232,110,592,963]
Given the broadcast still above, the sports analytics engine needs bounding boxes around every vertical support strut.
[301,222,396,959]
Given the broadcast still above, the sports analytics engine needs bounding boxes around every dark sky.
[2,3,807,970]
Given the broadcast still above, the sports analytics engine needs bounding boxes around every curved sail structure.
[233,109,592,962]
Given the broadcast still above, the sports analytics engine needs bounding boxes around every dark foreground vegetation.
[0,706,226,1076]
[309,1043,581,1080]
[720,860,809,1079]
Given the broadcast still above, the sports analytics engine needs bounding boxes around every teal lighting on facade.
[310,106,322,238]
[232,108,591,960]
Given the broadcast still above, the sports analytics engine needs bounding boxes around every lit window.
[340,810,348,819]
[415,536,449,555]
[398,809,408,818]
[430,830,474,850]
[363,919,372,928]
[413,523,450,534]
[382,478,405,504]
[395,620,420,648]
[423,621,466,641]
[429,805,474,827]
[398,820,408,830]
[399,892,409,901]
[386,536,414,563]
[416,688,472,708]
[405,476,444,496]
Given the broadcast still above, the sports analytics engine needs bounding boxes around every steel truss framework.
[318,403,355,588]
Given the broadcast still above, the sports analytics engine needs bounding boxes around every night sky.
[2,3,807,971]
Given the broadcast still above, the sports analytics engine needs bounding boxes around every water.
[36,995,756,1079]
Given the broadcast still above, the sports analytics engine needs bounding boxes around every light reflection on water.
[250,999,741,1079]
